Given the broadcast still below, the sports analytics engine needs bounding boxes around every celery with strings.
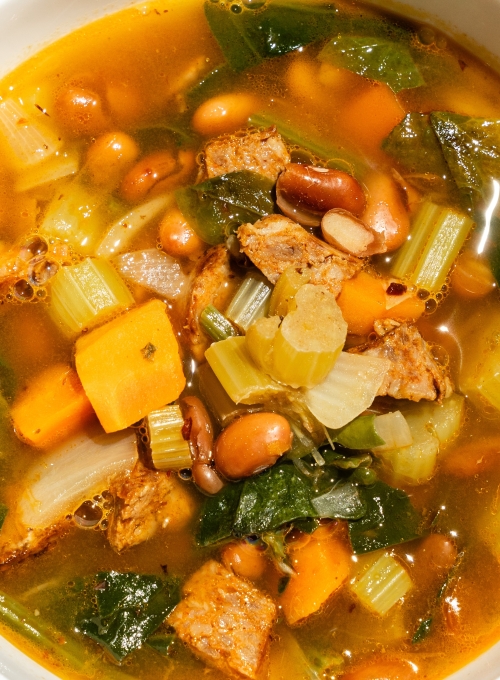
[200,305,238,342]
[198,362,252,427]
[225,272,273,332]
[147,405,192,471]
[350,551,412,616]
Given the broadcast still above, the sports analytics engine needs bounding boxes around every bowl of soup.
[0,0,500,679]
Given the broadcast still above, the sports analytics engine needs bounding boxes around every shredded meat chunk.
[238,214,362,296]
[185,244,236,361]
[202,127,290,181]
[168,560,276,679]
[107,461,194,553]
[349,321,453,402]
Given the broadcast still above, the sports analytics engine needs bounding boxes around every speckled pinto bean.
[214,412,293,480]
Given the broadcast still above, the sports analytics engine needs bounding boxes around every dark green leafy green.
[147,633,176,656]
[186,63,239,108]
[0,503,8,532]
[176,171,275,245]
[328,414,384,450]
[319,35,424,92]
[204,0,340,73]
[311,481,366,519]
[133,123,198,152]
[197,481,244,547]
[412,617,433,644]
[349,481,424,554]
[77,572,180,662]
[0,358,16,401]
[485,215,500,284]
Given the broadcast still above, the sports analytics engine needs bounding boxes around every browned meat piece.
[238,214,362,296]
[350,321,453,402]
[107,461,195,553]
[168,560,276,679]
[203,127,290,181]
[185,244,237,361]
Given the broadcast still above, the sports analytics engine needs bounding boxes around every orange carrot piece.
[279,524,351,625]
[337,271,386,335]
[384,295,425,322]
[341,82,405,153]
[362,172,410,252]
[442,436,500,477]
[11,364,95,448]
[75,299,185,433]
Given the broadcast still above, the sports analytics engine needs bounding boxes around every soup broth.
[0,1,500,679]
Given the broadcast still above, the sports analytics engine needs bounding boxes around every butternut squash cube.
[75,299,185,432]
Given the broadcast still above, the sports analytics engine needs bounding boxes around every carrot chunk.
[75,299,185,433]
[337,271,386,335]
[11,364,95,448]
[385,295,425,322]
[279,524,351,625]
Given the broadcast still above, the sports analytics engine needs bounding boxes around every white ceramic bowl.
[0,0,499,678]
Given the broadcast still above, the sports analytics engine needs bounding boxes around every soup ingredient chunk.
[238,214,362,295]
[350,321,453,401]
[202,127,290,181]
[75,299,185,432]
[168,559,276,679]
[107,460,195,553]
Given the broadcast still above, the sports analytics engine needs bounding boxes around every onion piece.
[113,249,189,299]
[0,98,61,166]
[372,411,413,451]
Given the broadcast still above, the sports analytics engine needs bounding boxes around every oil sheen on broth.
[0,1,499,679]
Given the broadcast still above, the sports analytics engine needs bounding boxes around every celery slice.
[147,405,192,471]
[269,267,311,317]
[225,272,273,332]
[200,305,238,342]
[350,551,412,616]
[49,257,134,334]
[0,98,61,166]
[205,336,284,404]
[198,362,252,426]
[391,202,443,280]
[15,149,79,192]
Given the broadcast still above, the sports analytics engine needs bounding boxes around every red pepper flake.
[386,282,407,296]
[182,417,192,441]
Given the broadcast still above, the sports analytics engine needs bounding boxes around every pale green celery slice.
[225,272,273,332]
[198,362,253,427]
[427,393,465,444]
[200,305,238,342]
[350,551,412,616]
[390,201,442,280]
[478,374,500,411]
[15,149,79,192]
[147,405,192,470]
[269,267,311,317]
[0,98,61,166]
[49,257,134,334]
[96,194,173,258]
[246,316,280,375]
[304,353,391,429]
[372,411,413,452]
[205,336,284,405]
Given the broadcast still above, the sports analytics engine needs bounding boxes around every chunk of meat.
[349,321,453,402]
[185,244,237,361]
[203,127,290,181]
[168,560,276,679]
[238,214,362,296]
[107,461,195,553]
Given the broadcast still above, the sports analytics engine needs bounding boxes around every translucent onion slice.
[0,98,61,166]
[372,411,413,452]
[113,249,189,299]
[304,352,391,429]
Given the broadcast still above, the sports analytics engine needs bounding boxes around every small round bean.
[105,82,143,127]
[222,540,267,580]
[341,659,417,680]
[214,412,292,480]
[54,86,109,137]
[159,206,204,260]
[192,93,257,137]
[362,172,410,252]
[119,150,177,203]
[85,131,140,187]
[451,250,496,299]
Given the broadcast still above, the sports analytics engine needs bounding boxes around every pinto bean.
[276,164,366,224]
[54,86,109,137]
[214,412,292,480]
[180,396,224,495]
[159,205,204,260]
[85,131,140,187]
[192,93,257,137]
[119,150,177,203]
[222,539,267,580]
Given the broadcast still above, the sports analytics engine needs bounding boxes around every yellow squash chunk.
[11,364,95,448]
[75,299,185,432]
[279,525,351,625]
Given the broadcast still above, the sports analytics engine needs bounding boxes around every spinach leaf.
[430,112,500,200]
[77,572,180,662]
[234,463,316,535]
[311,481,366,519]
[329,414,384,450]
[349,480,424,554]
[186,63,239,109]
[204,0,340,73]
[319,36,424,92]
[197,481,244,547]
[147,632,176,656]
[133,123,198,152]
[176,171,275,245]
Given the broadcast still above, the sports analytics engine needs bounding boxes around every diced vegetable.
[113,249,189,299]
[329,414,386,450]
[11,364,94,448]
[304,353,391,429]
[269,267,311,317]
[198,362,252,427]
[200,305,238,342]
[372,412,413,452]
[75,300,186,432]
[205,336,284,405]
[225,271,273,332]
[96,194,173,258]
[15,149,79,192]
[0,98,61,166]
[147,404,192,471]
[350,551,412,615]
[246,284,347,389]
[49,257,134,335]
[279,525,351,625]
[336,271,386,335]
[319,36,424,93]
[390,201,474,292]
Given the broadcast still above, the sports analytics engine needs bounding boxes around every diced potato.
[75,299,185,432]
